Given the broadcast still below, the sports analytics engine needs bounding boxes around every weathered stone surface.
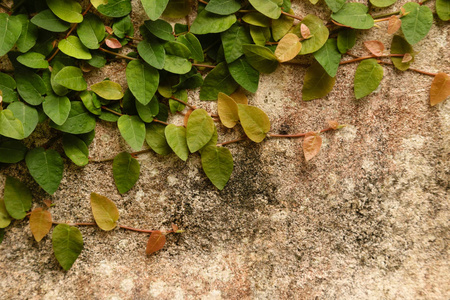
[1,1,449,299]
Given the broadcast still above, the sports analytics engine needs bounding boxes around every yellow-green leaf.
[29,207,52,242]
[0,199,13,228]
[217,92,239,128]
[274,33,301,62]
[186,109,215,153]
[237,104,270,143]
[91,80,124,100]
[90,193,119,231]
[302,61,336,101]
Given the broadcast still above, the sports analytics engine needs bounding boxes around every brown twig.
[170,96,197,110]
[99,48,137,60]
[192,63,216,69]
[268,127,335,138]
[378,61,438,76]
[280,11,302,21]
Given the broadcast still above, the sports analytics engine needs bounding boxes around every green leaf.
[3,176,32,220]
[137,38,165,69]
[26,147,64,194]
[46,0,83,23]
[228,58,259,93]
[91,80,124,100]
[354,59,384,99]
[145,123,171,155]
[7,102,38,138]
[313,39,341,77]
[90,193,120,230]
[0,199,13,228]
[162,0,191,18]
[0,110,24,140]
[112,15,134,39]
[17,52,49,69]
[50,62,68,96]
[136,96,159,122]
[237,104,270,143]
[331,3,374,29]
[272,11,294,41]
[0,140,27,163]
[144,19,175,41]
[370,0,396,8]
[97,0,132,18]
[186,109,215,153]
[250,26,271,45]
[15,70,46,106]
[112,152,140,194]
[242,12,271,27]
[77,13,105,49]
[58,36,92,60]
[80,90,101,115]
[299,15,329,54]
[200,62,238,100]
[118,115,146,151]
[164,55,191,74]
[53,66,87,91]
[177,33,204,62]
[390,35,414,71]
[400,2,433,45]
[221,23,253,64]
[165,124,189,161]
[126,60,159,105]
[325,0,346,12]
[436,0,450,21]
[0,73,17,103]
[30,9,70,33]
[50,101,96,134]
[337,28,356,54]
[248,0,282,19]
[141,0,170,20]
[16,15,38,53]
[88,51,107,68]
[190,9,236,34]
[52,224,83,271]
[302,61,336,101]
[0,13,22,57]
[217,92,239,128]
[63,134,89,166]
[206,0,241,15]
[201,146,233,190]
[242,44,279,74]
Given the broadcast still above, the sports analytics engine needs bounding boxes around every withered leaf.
[300,24,311,39]
[30,208,52,242]
[303,132,322,161]
[387,15,401,34]
[327,120,339,129]
[364,40,384,56]
[402,53,412,63]
[105,38,122,49]
[146,230,166,255]
[430,73,450,106]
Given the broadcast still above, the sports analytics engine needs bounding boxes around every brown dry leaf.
[229,89,248,105]
[183,109,193,127]
[364,40,385,57]
[303,132,322,162]
[387,15,401,34]
[402,53,413,63]
[300,24,311,39]
[274,33,302,62]
[327,120,339,129]
[146,231,166,255]
[400,7,406,15]
[29,208,52,242]
[172,224,179,232]
[43,199,52,208]
[430,72,450,106]
[105,26,114,34]
[105,38,122,49]
[218,92,239,128]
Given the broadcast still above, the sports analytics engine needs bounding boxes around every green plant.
[0,0,448,270]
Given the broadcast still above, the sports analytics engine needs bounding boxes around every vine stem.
[52,220,175,234]
[192,63,215,69]
[99,47,137,60]
[268,127,334,138]
[170,97,197,110]
[339,54,404,65]
[217,137,248,146]
[281,11,302,21]
[101,106,123,116]
[378,61,438,76]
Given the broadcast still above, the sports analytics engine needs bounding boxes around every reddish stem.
[268,127,334,138]
[192,63,216,69]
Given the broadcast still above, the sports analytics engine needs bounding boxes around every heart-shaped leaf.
[430,73,450,106]
[237,104,270,143]
[165,124,189,161]
[126,60,159,105]
[201,145,233,190]
[217,92,239,128]
[354,59,384,99]
[30,208,52,242]
[186,109,215,153]
[117,115,146,151]
[303,132,322,161]
[63,134,89,166]
[401,2,433,45]
[43,94,71,126]
[3,176,32,220]
[146,231,166,255]
[112,152,140,194]
[26,147,64,195]
[0,109,25,140]
[52,224,83,270]
[90,193,120,230]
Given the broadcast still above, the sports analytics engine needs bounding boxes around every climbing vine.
[0,0,449,270]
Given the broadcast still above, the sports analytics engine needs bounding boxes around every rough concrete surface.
[1,0,449,299]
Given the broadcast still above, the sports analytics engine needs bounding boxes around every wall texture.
[0,0,449,299]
